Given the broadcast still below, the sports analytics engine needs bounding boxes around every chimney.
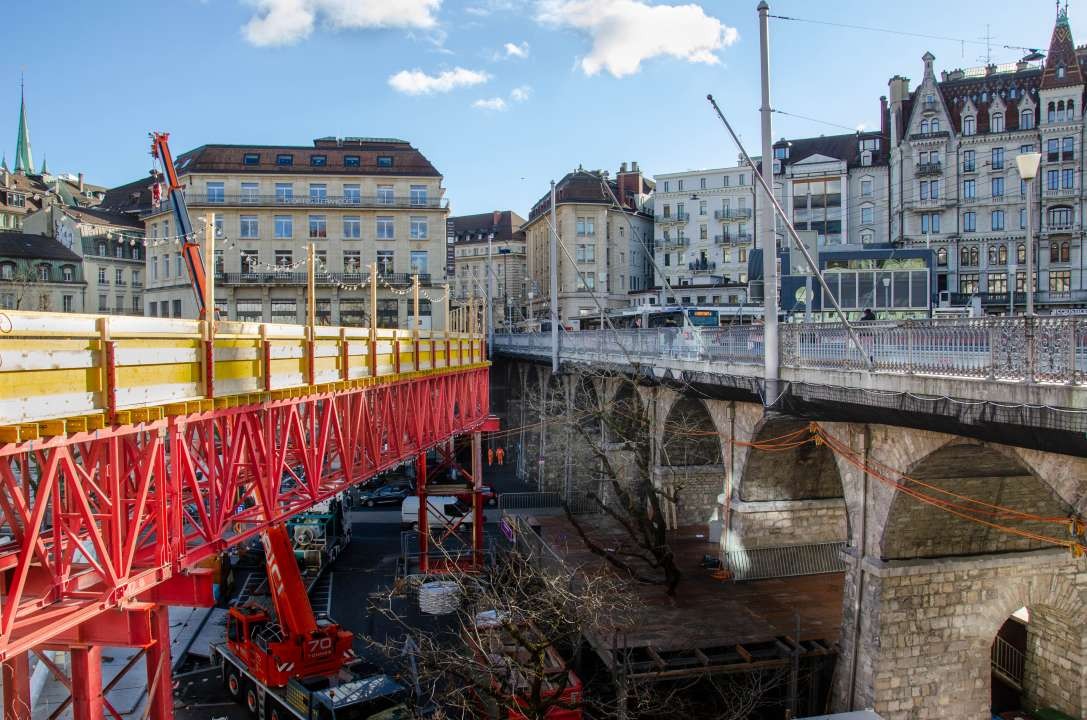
[78,172,84,192]
[880,96,889,138]
[493,210,501,232]
[620,162,628,172]
[631,161,639,172]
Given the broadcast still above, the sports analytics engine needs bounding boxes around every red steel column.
[2,652,31,720]
[145,605,174,720]
[417,451,429,573]
[70,646,104,720]
[471,431,484,567]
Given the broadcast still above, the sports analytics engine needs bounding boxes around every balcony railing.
[714,234,734,245]
[943,289,1087,306]
[906,197,950,210]
[656,212,689,224]
[688,261,717,273]
[916,162,943,176]
[655,237,690,249]
[142,193,449,216]
[1046,220,1077,233]
[1043,186,1077,198]
[714,208,754,221]
[214,271,432,287]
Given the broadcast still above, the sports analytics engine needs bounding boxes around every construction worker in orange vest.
[488,447,494,466]
[496,447,505,465]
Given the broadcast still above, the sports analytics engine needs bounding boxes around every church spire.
[39,153,48,175]
[13,77,32,175]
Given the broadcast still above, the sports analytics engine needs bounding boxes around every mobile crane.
[149,131,211,318]
[150,132,407,718]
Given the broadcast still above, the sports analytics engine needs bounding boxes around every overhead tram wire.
[767,14,1045,58]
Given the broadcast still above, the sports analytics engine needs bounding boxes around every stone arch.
[659,396,722,467]
[969,572,1086,718]
[605,381,646,445]
[879,441,1074,561]
[740,416,842,502]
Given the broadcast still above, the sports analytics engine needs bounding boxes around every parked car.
[401,496,473,531]
[357,485,411,508]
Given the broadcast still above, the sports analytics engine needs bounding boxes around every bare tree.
[3,259,51,311]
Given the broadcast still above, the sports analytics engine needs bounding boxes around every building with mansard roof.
[888,6,1087,313]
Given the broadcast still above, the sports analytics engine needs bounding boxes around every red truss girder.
[0,368,489,659]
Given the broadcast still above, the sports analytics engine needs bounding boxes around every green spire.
[13,78,32,175]
[39,153,47,175]
[0,154,7,172]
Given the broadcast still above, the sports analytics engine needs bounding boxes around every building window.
[206,182,224,203]
[274,215,292,238]
[276,154,293,166]
[992,147,1004,170]
[576,217,595,236]
[375,216,394,241]
[410,251,428,275]
[963,179,975,199]
[1047,169,1060,190]
[991,112,1004,133]
[343,216,361,239]
[98,267,107,283]
[240,215,258,238]
[1050,269,1072,292]
[410,185,428,206]
[342,250,362,273]
[271,299,296,323]
[575,244,596,262]
[275,250,293,268]
[1047,138,1060,162]
[309,215,327,238]
[240,183,258,205]
[410,217,428,239]
[1063,137,1076,161]
[1020,108,1035,129]
[98,294,107,311]
[377,156,394,168]
[344,155,360,167]
[376,251,394,275]
[275,183,293,203]
[1048,206,1073,228]
[1063,168,1076,189]
[162,256,170,278]
[344,184,361,204]
[991,210,1005,231]
[936,247,948,266]
[861,205,874,224]
[988,274,1008,293]
[860,178,873,197]
[959,273,980,293]
[663,181,671,192]
[962,150,975,173]
[962,115,976,135]
[213,214,224,239]
[992,177,1004,197]
[377,185,394,205]
[963,212,977,232]
[176,253,183,277]
[1017,244,1026,264]
[310,154,327,166]
[63,266,74,282]
[309,183,327,202]
[172,299,182,317]
[62,295,73,312]
[115,268,124,285]
[699,199,707,216]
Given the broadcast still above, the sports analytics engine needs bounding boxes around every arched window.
[1061,241,1071,263]
[936,247,948,266]
[970,246,979,266]
[920,120,929,134]
[1058,64,1067,79]
[1017,243,1027,263]
[1050,242,1060,262]
[988,245,998,265]
[1058,100,1066,122]
[960,246,970,267]
[998,244,1008,264]
[1020,108,1034,129]
[1069,99,1076,118]
[991,112,1004,132]
[962,116,976,135]
[931,118,941,132]
[1048,101,1056,123]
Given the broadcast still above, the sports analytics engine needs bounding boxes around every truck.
[287,496,352,573]
[214,525,410,720]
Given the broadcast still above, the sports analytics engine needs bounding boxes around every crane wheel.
[225,668,242,699]
[246,685,260,716]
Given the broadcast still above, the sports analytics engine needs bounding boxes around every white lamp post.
[1015,152,1042,316]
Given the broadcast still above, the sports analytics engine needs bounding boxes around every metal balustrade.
[991,635,1025,688]
[494,314,1087,385]
[142,194,448,215]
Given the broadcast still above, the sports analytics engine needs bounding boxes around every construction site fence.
[497,491,601,516]
[724,541,847,581]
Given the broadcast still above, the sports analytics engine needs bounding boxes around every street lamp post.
[882,276,891,315]
[1016,152,1042,316]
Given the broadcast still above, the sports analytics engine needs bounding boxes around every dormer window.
[962,115,976,136]
[1058,64,1066,79]
[991,112,1004,133]
[773,146,789,159]
[1021,108,1035,129]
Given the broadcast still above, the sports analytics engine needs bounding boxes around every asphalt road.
[174,460,533,718]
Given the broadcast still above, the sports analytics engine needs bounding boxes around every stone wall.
[1023,606,1085,716]
[839,550,1087,720]
[728,498,848,549]
[653,465,724,527]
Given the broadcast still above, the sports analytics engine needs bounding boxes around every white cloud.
[473,97,508,111]
[510,85,532,102]
[536,0,738,78]
[503,41,530,58]
[388,67,491,95]
[243,0,442,46]
[465,0,517,16]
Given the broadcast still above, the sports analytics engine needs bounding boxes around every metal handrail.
[492,315,1087,385]
[991,635,1025,687]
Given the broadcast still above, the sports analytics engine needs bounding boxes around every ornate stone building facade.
[888,8,1086,312]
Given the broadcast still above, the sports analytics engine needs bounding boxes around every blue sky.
[5,0,1065,215]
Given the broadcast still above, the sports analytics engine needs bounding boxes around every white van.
[400,495,474,531]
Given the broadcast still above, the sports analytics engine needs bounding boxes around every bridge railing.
[0,309,486,430]
[493,315,1087,384]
